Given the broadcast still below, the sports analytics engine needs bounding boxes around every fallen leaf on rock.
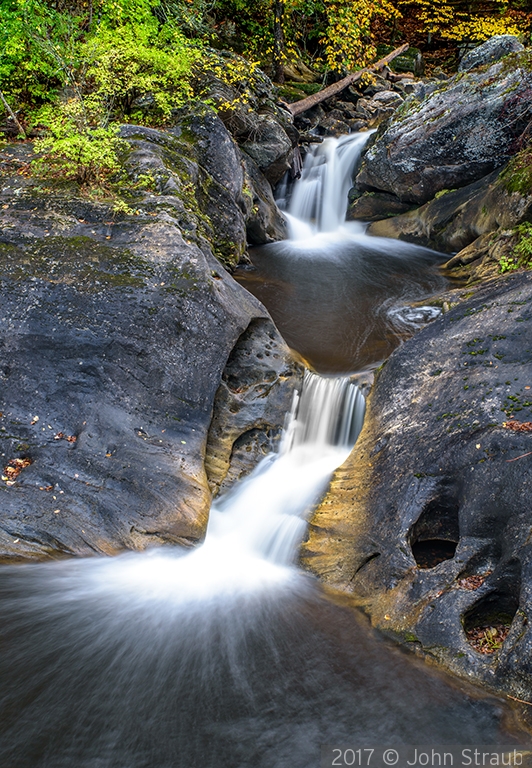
[458,573,490,590]
[54,432,77,442]
[39,485,53,491]
[503,421,532,432]
[465,624,510,654]
[2,457,32,485]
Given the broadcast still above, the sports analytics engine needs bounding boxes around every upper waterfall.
[281,132,373,238]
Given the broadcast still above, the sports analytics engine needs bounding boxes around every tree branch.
[0,91,27,139]
[287,44,410,118]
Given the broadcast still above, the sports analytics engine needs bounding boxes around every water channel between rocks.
[0,133,530,768]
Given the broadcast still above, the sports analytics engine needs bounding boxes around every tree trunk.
[0,91,26,139]
[273,0,285,84]
[287,44,409,117]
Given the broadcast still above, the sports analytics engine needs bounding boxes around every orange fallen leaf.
[503,421,532,432]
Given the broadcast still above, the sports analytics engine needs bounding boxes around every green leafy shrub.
[33,100,126,186]
[498,223,532,273]
[83,25,201,121]
[500,147,532,196]
[514,222,532,261]
[0,0,202,120]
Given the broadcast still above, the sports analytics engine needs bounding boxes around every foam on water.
[47,371,365,608]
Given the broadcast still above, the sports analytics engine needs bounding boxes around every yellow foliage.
[396,0,529,42]
[441,15,523,42]
[323,0,400,71]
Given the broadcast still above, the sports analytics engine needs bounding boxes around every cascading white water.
[206,371,365,565]
[83,371,364,600]
[284,132,373,239]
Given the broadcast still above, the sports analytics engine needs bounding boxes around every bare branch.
[287,44,410,118]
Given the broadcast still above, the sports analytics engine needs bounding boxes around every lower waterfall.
[0,372,525,767]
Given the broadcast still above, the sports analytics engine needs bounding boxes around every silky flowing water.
[1,135,530,767]
[236,132,447,373]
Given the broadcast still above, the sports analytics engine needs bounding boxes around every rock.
[319,115,351,137]
[194,53,296,186]
[345,119,369,133]
[0,124,300,562]
[239,115,294,185]
[347,191,415,222]
[302,272,532,701]
[294,104,326,133]
[355,50,532,205]
[205,318,301,496]
[458,35,525,73]
[240,152,288,244]
[282,59,320,84]
[367,165,532,253]
[389,46,425,77]
[353,94,401,124]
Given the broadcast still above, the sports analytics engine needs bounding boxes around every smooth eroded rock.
[367,167,532,253]
[0,124,299,562]
[302,272,532,700]
[458,35,525,73]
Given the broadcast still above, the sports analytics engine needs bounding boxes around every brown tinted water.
[236,226,449,374]
[0,561,529,768]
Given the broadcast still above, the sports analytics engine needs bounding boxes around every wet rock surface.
[355,49,532,205]
[367,167,532,253]
[0,122,298,561]
[205,318,301,496]
[195,57,297,184]
[302,272,532,700]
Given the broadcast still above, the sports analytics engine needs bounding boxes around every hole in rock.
[463,562,521,655]
[412,540,458,569]
[409,495,460,569]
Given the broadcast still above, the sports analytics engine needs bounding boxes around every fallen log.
[0,91,26,139]
[288,44,409,118]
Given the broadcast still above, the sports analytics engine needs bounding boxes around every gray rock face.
[205,318,301,496]
[355,50,532,205]
[367,167,532,253]
[347,191,414,222]
[0,124,299,562]
[458,35,525,73]
[194,55,296,185]
[303,273,532,701]
[240,116,294,184]
[240,152,288,244]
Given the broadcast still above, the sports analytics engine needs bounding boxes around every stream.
[0,133,530,768]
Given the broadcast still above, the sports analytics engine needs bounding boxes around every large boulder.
[367,165,532,253]
[354,49,532,205]
[302,273,532,701]
[240,152,288,245]
[458,35,525,73]
[0,122,300,562]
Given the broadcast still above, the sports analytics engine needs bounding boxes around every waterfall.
[55,371,365,603]
[206,371,365,566]
[284,132,373,239]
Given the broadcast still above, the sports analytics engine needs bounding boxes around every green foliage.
[501,147,532,196]
[0,0,75,105]
[0,0,201,117]
[514,222,532,260]
[0,0,202,185]
[498,223,532,273]
[498,254,519,273]
[33,100,126,185]
[83,25,200,121]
